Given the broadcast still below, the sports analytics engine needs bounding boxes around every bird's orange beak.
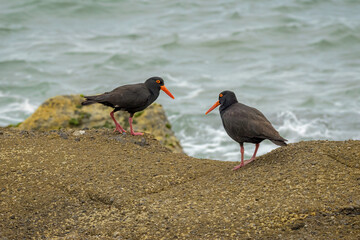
[205,100,220,115]
[160,85,175,99]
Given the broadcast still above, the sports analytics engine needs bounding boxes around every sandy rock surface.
[0,128,359,239]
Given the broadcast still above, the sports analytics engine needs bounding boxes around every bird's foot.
[232,164,244,171]
[113,124,126,134]
[243,157,256,165]
[130,131,144,136]
[232,157,256,171]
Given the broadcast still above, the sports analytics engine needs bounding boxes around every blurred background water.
[1,0,359,161]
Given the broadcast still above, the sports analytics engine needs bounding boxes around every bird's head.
[205,90,238,115]
[145,77,175,99]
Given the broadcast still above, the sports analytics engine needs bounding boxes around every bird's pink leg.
[233,143,245,170]
[233,143,259,170]
[110,111,126,133]
[243,143,260,165]
[129,116,143,136]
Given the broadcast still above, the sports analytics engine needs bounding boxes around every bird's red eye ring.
[219,94,223,98]
[156,80,161,84]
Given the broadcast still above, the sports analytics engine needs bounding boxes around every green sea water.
[1,0,359,161]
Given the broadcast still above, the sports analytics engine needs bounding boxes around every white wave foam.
[0,92,38,125]
[0,97,37,114]
[21,98,37,114]
[179,125,231,158]
[277,111,331,140]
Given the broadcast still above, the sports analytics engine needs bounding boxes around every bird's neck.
[145,85,160,103]
[220,99,237,114]
[219,104,230,115]
[149,86,160,97]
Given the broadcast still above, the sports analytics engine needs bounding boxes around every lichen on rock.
[18,94,182,153]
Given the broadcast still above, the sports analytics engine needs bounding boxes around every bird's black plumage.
[82,76,174,135]
[219,91,287,146]
[206,90,287,170]
[82,77,166,113]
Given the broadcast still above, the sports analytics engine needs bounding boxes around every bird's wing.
[101,83,150,109]
[222,103,282,142]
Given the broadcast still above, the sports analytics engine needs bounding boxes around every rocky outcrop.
[17,95,182,153]
[0,128,359,239]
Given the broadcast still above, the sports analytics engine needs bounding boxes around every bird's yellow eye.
[219,93,223,98]
[156,80,161,84]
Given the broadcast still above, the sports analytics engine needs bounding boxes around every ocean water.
[1,0,359,161]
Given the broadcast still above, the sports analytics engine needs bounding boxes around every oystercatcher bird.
[205,90,287,170]
[82,77,174,136]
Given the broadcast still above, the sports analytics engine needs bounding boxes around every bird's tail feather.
[270,139,288,146]
[81,95,102,106]
[81,99,97,105]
